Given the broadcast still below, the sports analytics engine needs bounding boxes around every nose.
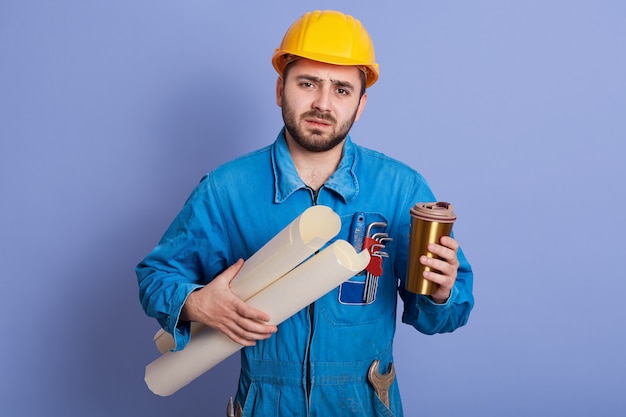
[312,86,332,112]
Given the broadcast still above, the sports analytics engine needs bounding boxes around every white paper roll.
[144,240,370,397]
[229,204,341,300]
[154,205,341,353]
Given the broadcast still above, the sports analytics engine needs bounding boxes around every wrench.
[226,397,242,417]
[363,222,388,250]
[363,251,389,303]
[367,360,395,408]
[227,397,234,417]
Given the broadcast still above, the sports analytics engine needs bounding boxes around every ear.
[354,92,368,122]
[276,76,284,107]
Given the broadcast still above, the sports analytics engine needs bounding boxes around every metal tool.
[226,398,242,417]
[350,213,367,251]
[366,221,388,238]
[363,251,389,303]
[226,397,234,417]
[367,360,395,408]
[363,222,388,252]
[361,222,392,303]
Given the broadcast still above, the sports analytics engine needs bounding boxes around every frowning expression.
[277,58,368,153]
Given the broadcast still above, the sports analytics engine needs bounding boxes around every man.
[137,10,474,416]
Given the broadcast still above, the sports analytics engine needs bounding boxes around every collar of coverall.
[271,128,359,205]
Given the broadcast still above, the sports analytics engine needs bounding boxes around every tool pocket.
[372,396,397,417]
[337,212,392,306]
[320,212,397,339]
[239,382,279,416]
[340,382,397,417]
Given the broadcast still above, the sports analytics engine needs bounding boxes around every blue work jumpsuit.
[137,129,474,416]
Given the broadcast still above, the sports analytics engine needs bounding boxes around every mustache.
[302,110,336,124]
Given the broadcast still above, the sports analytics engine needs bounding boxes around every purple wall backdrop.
[1,1,625,416]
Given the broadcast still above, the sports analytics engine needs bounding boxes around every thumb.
[220,258,245,285]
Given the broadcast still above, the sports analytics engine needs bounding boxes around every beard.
[282,97,359,153]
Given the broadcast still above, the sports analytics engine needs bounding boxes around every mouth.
[304,117,333,129]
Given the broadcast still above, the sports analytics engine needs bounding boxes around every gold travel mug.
[406,202,456,295]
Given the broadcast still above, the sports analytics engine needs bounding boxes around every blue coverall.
[137,129,474,416]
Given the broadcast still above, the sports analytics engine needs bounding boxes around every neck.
[284,132,345,191]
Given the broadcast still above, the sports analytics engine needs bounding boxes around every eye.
[300,82,315,89]
[336,88,350,96]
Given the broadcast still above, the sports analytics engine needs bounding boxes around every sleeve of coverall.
[135,174,230,351]
[399,243,474,334]
[395,172,475,335]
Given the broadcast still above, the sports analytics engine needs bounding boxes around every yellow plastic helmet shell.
[272,10,379,88]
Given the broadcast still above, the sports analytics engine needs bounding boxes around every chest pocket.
[320,212,397,326]
[338,212,391,305]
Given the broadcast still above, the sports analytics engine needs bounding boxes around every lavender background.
[1,1,625,416]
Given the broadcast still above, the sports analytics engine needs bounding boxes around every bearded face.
[281,99,359,153]
[277,59,367,153]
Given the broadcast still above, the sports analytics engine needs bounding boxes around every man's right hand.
[180,259,278,346]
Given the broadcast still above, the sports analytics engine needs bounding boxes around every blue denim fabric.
[136,129,474,416]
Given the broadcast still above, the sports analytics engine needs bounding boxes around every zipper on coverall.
[305,186,320,407]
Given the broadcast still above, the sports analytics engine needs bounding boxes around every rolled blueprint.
[154,205,341,353]
[144,239,370,396]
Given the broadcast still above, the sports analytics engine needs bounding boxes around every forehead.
[285,58,363,85]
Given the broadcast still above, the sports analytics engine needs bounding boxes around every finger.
[231,302,278,331]
[213,309,277,346]
[223,327,258,347]
[420,261,446,284]
[420,257,457,292]
[422,266,452,284]
[228,293,272,322]
[231,330,274,347]
[439,236,459,252]
[236,319,278,339]
[421,267,454,303]
[422,269,452,304]
[427,243,458,266]
[227,317,278,346]
[422,255,456,276]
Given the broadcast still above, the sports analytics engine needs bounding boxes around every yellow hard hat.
[272,10,379,88]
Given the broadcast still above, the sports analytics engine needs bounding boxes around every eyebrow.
[295,75,356,91]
